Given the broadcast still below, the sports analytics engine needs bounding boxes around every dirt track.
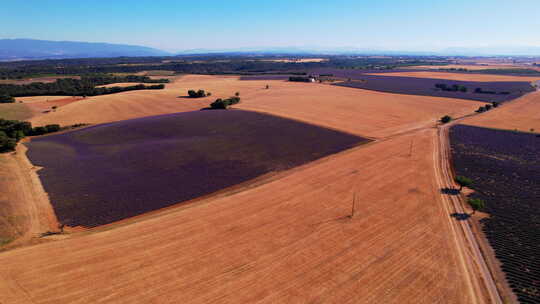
[433,123,502,304]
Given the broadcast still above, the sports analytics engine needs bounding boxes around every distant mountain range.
[1,39,539,61]
[0,39,171,60]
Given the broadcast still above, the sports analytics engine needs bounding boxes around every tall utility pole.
[350,192,357,218]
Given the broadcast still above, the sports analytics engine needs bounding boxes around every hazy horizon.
[2,0,540,54]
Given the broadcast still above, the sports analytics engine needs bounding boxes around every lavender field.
[450,124,540,303]
[26,110,368,227]
[311,68,534,102]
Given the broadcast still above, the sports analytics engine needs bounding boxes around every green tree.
[454,175,472,191]
[468,198,485,214]
[441,115,452,124]
[0,131,17,152]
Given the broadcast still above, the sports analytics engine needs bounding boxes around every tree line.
[0,75,167,97]
[0,119,61,152]
[0,55,449,80]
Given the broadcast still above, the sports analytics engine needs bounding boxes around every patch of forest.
[0,74,168,97]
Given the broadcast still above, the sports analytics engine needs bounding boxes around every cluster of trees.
[289,76,314,82]
[0,75,166,97]
[435,83,467,92]
[0,119,60,152]
[187,89,210,98]
[210,96,241,109]
[0,94,15,103]
[476,101,499,113]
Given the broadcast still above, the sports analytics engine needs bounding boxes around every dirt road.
[433,122,502,304]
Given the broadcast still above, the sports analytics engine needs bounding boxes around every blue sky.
[2,0,539,51]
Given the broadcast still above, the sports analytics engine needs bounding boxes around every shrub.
[454,175,472,191]
[492,101,500,108]
[441,115,452,124]
[485,104,492,111]
[468,198,486,214]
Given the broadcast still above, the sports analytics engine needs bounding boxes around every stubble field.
[0,128,475,303]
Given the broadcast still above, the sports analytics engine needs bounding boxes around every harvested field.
[95,82,144,88]
[463,90,540,133]
[28,75,233,127]
[0,103,32,120]
[17,96,83,117]
[365,71,540,83]
[450,124,540,304]
[239,74,294,80]
[0,76,80,85]
[26,109,367,227]
[28,75,483,139]
[333,74,533,103]
[236,80,484,138]
[0,144,58,250]
[0,128,475,303]
[405,64,526,71]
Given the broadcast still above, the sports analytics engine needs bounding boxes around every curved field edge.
[25,109,370,228]
[0,143,59,251]
[449,124,540,304]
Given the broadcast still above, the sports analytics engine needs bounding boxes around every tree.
[266,84,269,89]
[206,92,211,96]
[210,98,227,109]
[0,94,15,103]
[454,175,472,191]
[468,198,485,214]
[209,96,241,110]
[235,92,240,97]
[187,89,206,98]
[0,131,17,152]
[441,115,452,124]
[492,101,500,108]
